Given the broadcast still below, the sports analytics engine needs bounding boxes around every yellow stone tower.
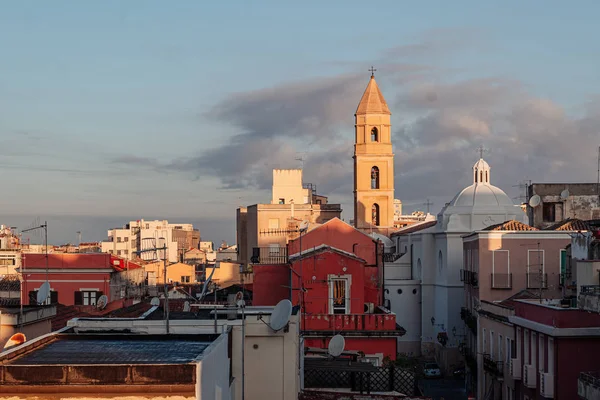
[353,70,394,231]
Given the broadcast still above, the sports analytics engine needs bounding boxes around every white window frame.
[539,334,545,372]
[531,332,537,370]
[82,290,98,306]
[328,274,351,314]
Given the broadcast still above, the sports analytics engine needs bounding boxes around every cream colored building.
[237,169,342,266]
[144,261,197,284]
[354,74,395,233]
[101,219,199,263]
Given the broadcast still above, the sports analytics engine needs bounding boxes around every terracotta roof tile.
[483,220,538,231]
[390,220,437,236]
[545,218,590,231]
[0,275,20,291]
[355,76,391,115]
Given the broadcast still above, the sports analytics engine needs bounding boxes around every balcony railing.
[250,247,288,265]
[578,371,600,399]
[581,285,600,296]
[527,272,548,289]
[491,273,512,289]
[460,307,477,336]
[460,269,479,286]
[483,354,504,377]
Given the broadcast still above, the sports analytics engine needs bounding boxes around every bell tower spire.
[353,70,395,231]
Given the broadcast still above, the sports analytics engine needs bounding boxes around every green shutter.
[560,250,567,285]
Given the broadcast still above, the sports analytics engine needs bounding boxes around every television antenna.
[269,299,293,332]
[295,153,306,170]
[328,334,345,357]
[423,198,433,214]
[96,294,108,310]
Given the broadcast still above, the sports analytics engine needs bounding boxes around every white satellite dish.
[299,220,310,233]
[529,194,541,208]
[560,189,570,200]
[269,299,293,331]
[96,294,108,310]
[36,281,50,305]
[3,333,26,350]
[235,291,245,308]
[183,301,191,312]
[150,297,160,306]
[328,334,345,357]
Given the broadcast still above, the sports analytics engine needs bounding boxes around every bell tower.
[353,69,394,231]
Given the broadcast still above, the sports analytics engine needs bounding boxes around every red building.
[21,253,141,306]
[253,218,403,364]
[509,298,600,399]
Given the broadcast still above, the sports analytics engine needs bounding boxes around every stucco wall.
[197,333,232,400]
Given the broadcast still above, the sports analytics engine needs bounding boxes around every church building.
[353,72,395,234]
[387,157,526,371]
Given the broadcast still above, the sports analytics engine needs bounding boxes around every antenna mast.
[597,145,599,202]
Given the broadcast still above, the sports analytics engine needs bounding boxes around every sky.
[1,0,600,245]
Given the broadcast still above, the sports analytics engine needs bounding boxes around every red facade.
[511,300,600,400]
[21,253,141,306]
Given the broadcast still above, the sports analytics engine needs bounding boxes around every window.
[560,249,567,285]
[181,276,191,283]
[330,278,349,314]
[506,337,512,364]
[30,289,58,305]
[117,250,122,256]
[74,290,100,306]
[124,237,129,242]
[124,250,129,255]
[538,334,544,372]
[268,218,280,229]
[371,166,380,189]
[371,203,380,226]
[278,198,285,204]
[117,237,122,243]
[542,202,558,222]
[145,223,150,229]
[371,127,378,142]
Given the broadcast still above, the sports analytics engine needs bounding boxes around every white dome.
[452,183,514,207]
[369,233,394,248]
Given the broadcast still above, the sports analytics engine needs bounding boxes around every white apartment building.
[101,219,199,263]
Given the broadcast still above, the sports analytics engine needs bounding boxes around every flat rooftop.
[9,336,210,365]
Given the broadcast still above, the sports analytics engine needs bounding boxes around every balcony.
[540,372,554,398]
[302,313,401,334]
[579,285,600,313]
[250,247,288,265]
[483,354,504,378]
[460,307,478,336]
[491,273,512,289]
[523,364,536,389]
[578,371,600,400]
[509,357,521,380]
[460,269,479,286]
[527,272,548,289]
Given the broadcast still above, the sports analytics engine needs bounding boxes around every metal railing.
[460,269,479,286]
[483,354,504,377]
[581,285,600,296]
[250,247,288,265]
[491,273,512,289]
[527,272,548,289]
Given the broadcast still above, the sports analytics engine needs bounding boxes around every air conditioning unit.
[509,357,521,380]
[540,372,554,398]
[364,302,375,313]
[523,364,536,388]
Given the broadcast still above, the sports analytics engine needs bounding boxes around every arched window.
[371,127,378,142]
[474,169,478,183]
[371,166,380,189]
[485,171,488,183]
[480,171,483,183]
[371,203,380,226]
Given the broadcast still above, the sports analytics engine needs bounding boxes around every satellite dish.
[328,334,345,357]
[269,299,293,331]
[529,195,541,208]
[299,220,310,233]
[183,301,191,312]
[36,281,50,305]
[150,297,160,306]
[560,189,570,200]
[198,265,217,301]
[96,294,108,310]
[3,333,26,350]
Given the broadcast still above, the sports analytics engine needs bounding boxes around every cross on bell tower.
[368,66,377,77]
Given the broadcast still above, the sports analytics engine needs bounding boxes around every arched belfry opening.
[371,127,378,142]
[371,166,379,189]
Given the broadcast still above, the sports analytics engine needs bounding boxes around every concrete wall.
[271,169,311,205]
[528,183,600,229]
[197,333,232,400]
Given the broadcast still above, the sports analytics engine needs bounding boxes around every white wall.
[197,333,232,400]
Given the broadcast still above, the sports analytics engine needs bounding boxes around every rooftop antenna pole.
[134,239,169,333]
[423,198,433,214]
[76,231,81,247]
[241,267,246,400]
[22,221,49,282]
[538,242,543,304]
[596,145,599,202]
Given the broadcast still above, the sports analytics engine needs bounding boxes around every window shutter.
[98,291,104,298]
[50,291,58,304]
[29,291,36,305]
[74,291,83,305]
